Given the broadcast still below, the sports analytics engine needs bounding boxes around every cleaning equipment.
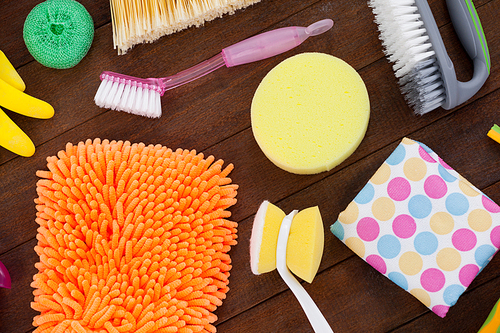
[32,139,238,332]
[24,0,94,69]
[478,297,500,332]
[250,202,331,332]
[331,137,500,318]
[109,0,261,55]
[0,260,11,289]
[488,124,500,144]
[0,51,54,157]
[250,200,286,275]
[0,78,54,119]
[0,50,26,91]
[369,0,490,115]
[250,201,324,283]
[251,52,370,174]
[94,19,334,118]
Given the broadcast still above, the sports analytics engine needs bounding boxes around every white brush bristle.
[94,76,162,118]
[369,0,445,115]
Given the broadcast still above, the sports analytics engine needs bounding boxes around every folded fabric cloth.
[331,138,500,318]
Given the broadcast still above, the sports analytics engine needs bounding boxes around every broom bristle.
[368,0,446,115]
[110,0,262,55]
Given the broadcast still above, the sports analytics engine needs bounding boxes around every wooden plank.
[1,0,499,254]
[0,239,38,333]
[213,88,500,330]
[2,0,494,167]
[0,0,499,332]
[3,86,500,332]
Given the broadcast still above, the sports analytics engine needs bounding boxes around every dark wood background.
[1,0,500,332]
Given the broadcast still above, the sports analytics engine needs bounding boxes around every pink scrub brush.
[94,19,334,118]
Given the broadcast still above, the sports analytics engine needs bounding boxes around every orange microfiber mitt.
[31,138,238,333]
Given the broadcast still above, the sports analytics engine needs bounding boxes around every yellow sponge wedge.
[286,206,324,283]
[251,52,370,174]
[250,200,286,275]
[250,201,324,283]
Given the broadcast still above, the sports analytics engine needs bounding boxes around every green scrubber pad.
[23,0,94,69]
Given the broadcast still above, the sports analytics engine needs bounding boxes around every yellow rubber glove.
[0,108,35,157]
[0,50,25,91]
[0,51,54,157]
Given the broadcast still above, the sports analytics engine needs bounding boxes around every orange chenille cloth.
[31,139,238,333]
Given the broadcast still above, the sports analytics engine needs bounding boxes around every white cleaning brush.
[94,19,334,118]
[369,0,490,115]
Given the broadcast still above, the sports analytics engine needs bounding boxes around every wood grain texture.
[0,0,499,332]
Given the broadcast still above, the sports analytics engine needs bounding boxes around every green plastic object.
[23,0,94,69]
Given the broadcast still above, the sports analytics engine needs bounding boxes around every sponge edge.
[251,52,370,174]
[287,206,324,283]
[249,200,286,275]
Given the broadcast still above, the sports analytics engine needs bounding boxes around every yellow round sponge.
[251,52,370,174]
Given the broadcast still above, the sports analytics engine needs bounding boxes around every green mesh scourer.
[23,0,94,69]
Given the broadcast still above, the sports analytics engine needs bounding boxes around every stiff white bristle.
[369,0,445,115]
[94,77,162,118]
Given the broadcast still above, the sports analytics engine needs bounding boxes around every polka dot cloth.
[330,138,500,318]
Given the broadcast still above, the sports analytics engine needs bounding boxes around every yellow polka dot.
[430,212,455,235]
[468,209,492,232]
[410,288,431,307]
[399,251,423,275]
[345,237,365,258]
[402,138,416,145]
[404,157,427,181]
[339,202,359,224]
[436,248,461,271]
[459,180,480,197]
[372,197,395,221]
[371,163,391,185]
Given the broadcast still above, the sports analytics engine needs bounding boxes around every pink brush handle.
[221,19,334,67]
[0,260,11,289]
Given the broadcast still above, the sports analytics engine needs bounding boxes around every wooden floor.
[1,0,500,332]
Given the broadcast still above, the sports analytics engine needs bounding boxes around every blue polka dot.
[439,164,457,182]
[475,244,496,267]
[443,284,464,306]
[408,195,432,219]
[330,221,344,240]
[354,183,375,205]
[445,193,469,216]
[414,231,439,255]
[377,235,401,259]
[388,272,408,290]
[387,144,406,166]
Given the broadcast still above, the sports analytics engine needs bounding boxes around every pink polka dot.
[439,157,453,170]
[392,214,416,239]
[459,264,479,287]
[482,196,500,213]
[424,175,447,199]
[387,177,411,201]
[366,255,387,274]
[421,268,445,292]
[452,229,477,252]
[357,217,380,242]
[491,226,500,248]
[432,305,450,318]
[419,146,437,163]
